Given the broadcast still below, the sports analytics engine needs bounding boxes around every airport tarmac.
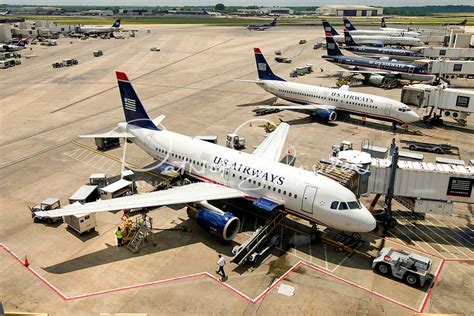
[0,24,473,315]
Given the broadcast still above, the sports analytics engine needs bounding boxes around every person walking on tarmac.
[216,254,226,279]
[116,227,123,247]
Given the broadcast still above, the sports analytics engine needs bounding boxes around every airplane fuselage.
[344,45,424,61]
[323,54,435,82]
[256,80,419,124]
[334,34,423,47]
[119,123,376,233]
[349,29,421,37]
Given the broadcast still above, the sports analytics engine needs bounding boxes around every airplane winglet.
[116,71,129,81]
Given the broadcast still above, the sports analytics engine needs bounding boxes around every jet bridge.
[367,158,473,215]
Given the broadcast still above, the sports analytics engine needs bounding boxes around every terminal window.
[456,96,470,108]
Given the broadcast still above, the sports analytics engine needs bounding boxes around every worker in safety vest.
[116,227,123,247]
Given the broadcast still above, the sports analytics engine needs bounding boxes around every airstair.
[231,210,287,265]
[126,215,154,253]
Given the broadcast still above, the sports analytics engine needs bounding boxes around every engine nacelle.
[312,108,337,122]
[368,75,386,86]
[195,208,240,241]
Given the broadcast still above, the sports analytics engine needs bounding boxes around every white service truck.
[372,247,432,287]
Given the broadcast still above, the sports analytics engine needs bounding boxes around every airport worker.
[216,254,226,279]
[116,227,123,247]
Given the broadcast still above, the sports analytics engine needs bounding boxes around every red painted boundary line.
[1,242,459,312]
[300,262,419,312]
[420,259,445,313]
[385,237,445,260]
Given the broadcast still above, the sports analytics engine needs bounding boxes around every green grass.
[19,15,474,26]
[21,15,271,26]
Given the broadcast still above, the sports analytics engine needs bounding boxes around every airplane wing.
[255,104,337,112]
[79,130,135,138]
[35,182,245,218]
[252,123,289,161]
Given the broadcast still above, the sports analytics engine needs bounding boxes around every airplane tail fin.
[254,48,285,81]
[325,35,343,56]
[343,17,356,31]
[322,20,339,36]
[270,18,277,26]
[381,17,387,28]
[343,29,360,46]
[112,19,121,28]
[116,71,159,130]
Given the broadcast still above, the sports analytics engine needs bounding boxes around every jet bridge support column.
[381,139,399,235]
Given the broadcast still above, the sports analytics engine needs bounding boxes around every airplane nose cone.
[351,207,377,233]
[407,111,420,123]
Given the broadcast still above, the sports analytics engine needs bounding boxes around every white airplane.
[76,19,121,36]
[323,21,424,47]
[343,17,421,38]
[243,48,419,126]
[35,71,377,238]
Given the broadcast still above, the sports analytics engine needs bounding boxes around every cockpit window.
[338,202,348,210]
[348,201,362,209]
[398,107,410,112]
[330,201,339,209]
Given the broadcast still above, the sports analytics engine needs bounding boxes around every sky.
[2,0,473,6]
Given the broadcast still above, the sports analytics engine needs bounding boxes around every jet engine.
[187,202,240,241]
[368,75,386,87]
[312,108,337,122]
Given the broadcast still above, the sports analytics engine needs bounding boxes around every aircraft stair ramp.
[231,210,287,265]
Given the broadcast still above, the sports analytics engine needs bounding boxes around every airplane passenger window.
[330,201,339,209]
[273,187,276,192]
[348,201,361,209]
[289,193,292,197]
[294,195,297,199]
[339,202,348,210]
[278,189,281,193]
[283,191,286,195]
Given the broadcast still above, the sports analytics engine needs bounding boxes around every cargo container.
[99,179,133,199]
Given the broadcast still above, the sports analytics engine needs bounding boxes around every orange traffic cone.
[24,255,29,267]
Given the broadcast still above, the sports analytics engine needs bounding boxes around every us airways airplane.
[243,48,419,125]
[35,71,377,240]
[323,35,435,84]
[247,18,277,31]
[76,19,121,36]
[343,17,421,38]
[343,30,424,61]
[323,20,424,47]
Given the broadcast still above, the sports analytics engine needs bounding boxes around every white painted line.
[410,219,471,259]
[428,216,474,248]
[398,218,457,259]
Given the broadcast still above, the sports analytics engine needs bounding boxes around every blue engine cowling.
[312,108,337,122]
[196,209,240,241]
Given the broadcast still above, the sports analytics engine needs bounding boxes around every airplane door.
[301,185,318,214]
[223,168,231,186]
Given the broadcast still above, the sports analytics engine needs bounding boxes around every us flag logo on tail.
[124,98,136,112]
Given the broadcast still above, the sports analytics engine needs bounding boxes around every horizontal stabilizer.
[234,79,262,83]
[152,114,166,126]
[79,131,135,138]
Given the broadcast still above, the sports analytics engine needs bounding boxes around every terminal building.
[316,5,383,16]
